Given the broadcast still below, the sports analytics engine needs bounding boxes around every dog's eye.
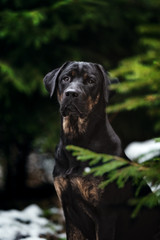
[87,78,95,84]
[62,76,70,82]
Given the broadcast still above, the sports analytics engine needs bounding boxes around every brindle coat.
[44,61,160,240]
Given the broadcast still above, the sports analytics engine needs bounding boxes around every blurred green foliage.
[0,0,160,195]
[109,22,160,131]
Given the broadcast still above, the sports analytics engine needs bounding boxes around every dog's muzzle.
[60,88,83,117]
[61,103,82,117]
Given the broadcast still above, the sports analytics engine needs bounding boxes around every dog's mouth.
[60,104,85,118]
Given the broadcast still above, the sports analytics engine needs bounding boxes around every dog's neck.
[62,115,88,138]
[60,105,122,156]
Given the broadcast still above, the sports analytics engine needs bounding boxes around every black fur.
[44,61,160,240]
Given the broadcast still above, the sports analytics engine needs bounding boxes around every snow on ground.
[125,139,160,192]
[0,204,66,240]
[125,139,160,162]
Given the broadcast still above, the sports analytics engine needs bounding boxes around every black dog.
[44,61,160,240]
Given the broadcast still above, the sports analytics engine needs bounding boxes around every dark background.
[0,0,160,209]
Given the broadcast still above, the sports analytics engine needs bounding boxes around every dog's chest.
[54,176,103,206]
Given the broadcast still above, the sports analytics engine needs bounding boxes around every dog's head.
[44,61,115,118]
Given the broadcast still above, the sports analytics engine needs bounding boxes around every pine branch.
[66,144,160,216]
[66,145,148,185]
[129,192,160,218]
[107,94,160,113]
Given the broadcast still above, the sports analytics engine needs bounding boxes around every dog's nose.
[65,90,79,98]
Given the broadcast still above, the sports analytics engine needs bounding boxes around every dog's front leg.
[95,211,117,240]
[66,221,86,240]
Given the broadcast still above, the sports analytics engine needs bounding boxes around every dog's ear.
[43,61,70,97]
[95,64,111,103]
[96,64,120,102]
